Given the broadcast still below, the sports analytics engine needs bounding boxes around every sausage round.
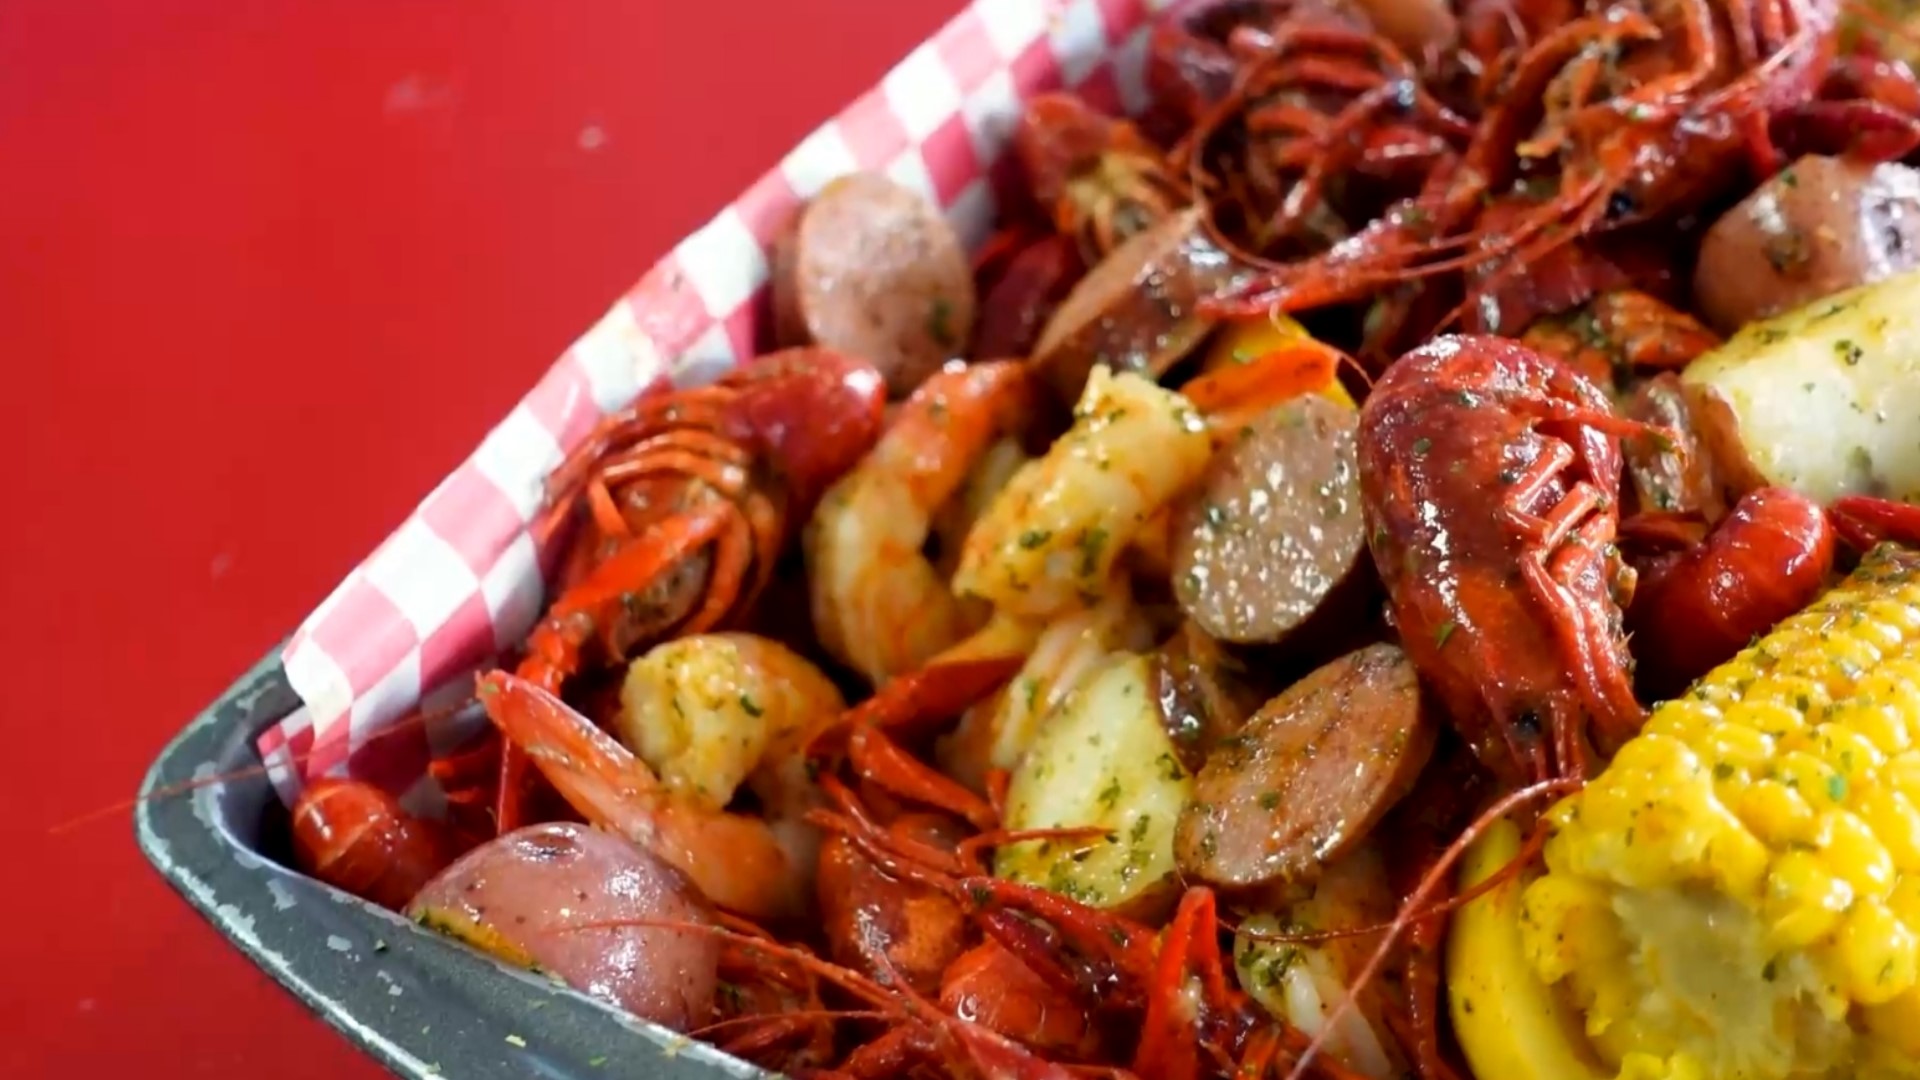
[1169,393,1368,645]
[1152,619,1265,772]
[1174,643,1438,892]
[771,172,977,398]
[1692,154,1920,334]
[1029,205,1245,405]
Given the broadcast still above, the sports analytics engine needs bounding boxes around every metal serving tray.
[135,652,771,1080]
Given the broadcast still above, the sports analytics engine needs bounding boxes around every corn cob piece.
[1518,542,1920,1080]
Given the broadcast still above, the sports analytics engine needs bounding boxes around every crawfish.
[288,776,470,911]
[1205,0,1845,350]
[968,94,1189,361]
[1014,91,1189,266]
[485,346,888,832]
[810,798,1375,1080]
[1358,334,1647,786]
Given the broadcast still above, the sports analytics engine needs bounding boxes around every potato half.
[1682,267,1920,505]
[994,652,1193,913]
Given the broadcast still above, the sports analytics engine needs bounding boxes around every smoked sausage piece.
[1029,205,1245,405]
[1170,393,1368,645]
[1152,619,1266,772]
[1692,155,1920,334]
[1174,643,1438,892]
[772,172,977,398]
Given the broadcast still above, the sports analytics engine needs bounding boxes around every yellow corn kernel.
[1727,698,1813,741]
[1891,751,1920,795]
[1839,900,1920,1005]
[1860,791,1920,872]
[1865,987,1920,1058]
[1765,850,1854,952]
[1736,779,1819,848]
[1863,597,1920,638]
[1821,809,1898,900]
[1776,632,1881,698]
[1829,698,1913,758]
[1773,750,1846,809]
[1518,874,1618,986]
[1820,725,1889,787]
[1890,877,1920,929]
[1645,698,1723,741]
[1704,721,1777,775]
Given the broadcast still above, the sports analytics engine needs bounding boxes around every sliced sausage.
[1153,619,1267,772]
[1174,643,1438,892]
[1692,154,1920,334]
[1029,205,1246,405]
[771,172,976,398]
[1170,393,1368,645]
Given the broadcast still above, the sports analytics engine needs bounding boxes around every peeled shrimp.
[804,360,1037,684]
[953,365,1213,621]
[617,632,844,881]
[935,582,1155,791]
[1232,846,1409,1080]
[930,435,1030,583]
[477,634,846,921]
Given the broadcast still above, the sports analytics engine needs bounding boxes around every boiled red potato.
[1028,205,1247,406]
[407,822,721,1031]
[771,172,977,398]
[1168,393,1371,647]
[1681,266,1920,505]
[1691,154,1920,335]
[1174,644,1438,894]
[994,652,1195,916]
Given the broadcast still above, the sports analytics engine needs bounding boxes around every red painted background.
[0,2,962,1074]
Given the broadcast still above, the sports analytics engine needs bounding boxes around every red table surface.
[0,2,965,1075]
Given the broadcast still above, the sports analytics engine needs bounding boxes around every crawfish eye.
[1513,708,1545,741]
[1605,189,1639,221]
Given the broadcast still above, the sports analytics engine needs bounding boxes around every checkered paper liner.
[258,0,1199,812]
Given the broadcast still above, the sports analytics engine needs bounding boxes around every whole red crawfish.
[1361,334,1647,786]
[485,345,887,833]
[1200,0,1853,348]
[973,93,1190,360]
[781,797,1380,1080]
[289,348,888,909]
[288,777,471,912]
[1170,3,1472,257]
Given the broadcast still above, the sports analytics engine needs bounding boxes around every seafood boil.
[269,0,1920,1077]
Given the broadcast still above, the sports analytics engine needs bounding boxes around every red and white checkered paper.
[261,0,1189,812]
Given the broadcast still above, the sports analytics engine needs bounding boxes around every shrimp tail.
[476,670,808,922]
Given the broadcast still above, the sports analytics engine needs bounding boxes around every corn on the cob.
[1518,543,1920,1080]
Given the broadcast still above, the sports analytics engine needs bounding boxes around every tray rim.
[134,647,777,1080]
